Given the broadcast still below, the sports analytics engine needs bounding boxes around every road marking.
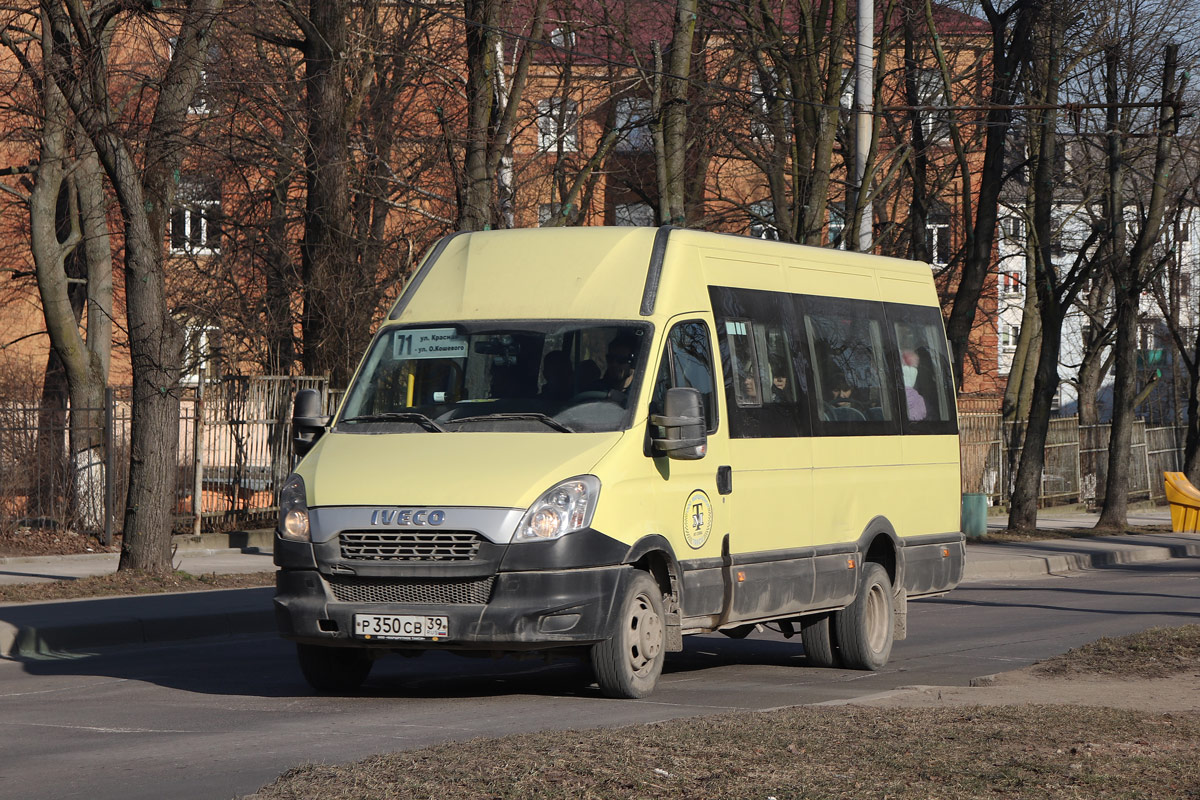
[0,721,198,734]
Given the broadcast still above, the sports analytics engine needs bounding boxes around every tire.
[591,571,666,698]
[296,643,374,693]
[834,562,894,670]
[801,612,841,668]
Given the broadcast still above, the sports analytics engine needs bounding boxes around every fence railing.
[2,393,1183,540]
[0,376,336,541]
[960,412,1184,508]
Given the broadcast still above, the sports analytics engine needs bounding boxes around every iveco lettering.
[274,226,965,698]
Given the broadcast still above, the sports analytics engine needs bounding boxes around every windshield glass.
[337,321,652,433]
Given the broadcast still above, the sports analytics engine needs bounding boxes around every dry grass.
[1034,624,1200,679]
[0,570,275,604]
[978,523,1173,543]
[245,705,1200,800]
[246,626,1200,800]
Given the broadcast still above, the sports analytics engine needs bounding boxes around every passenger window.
[710,286,810,439]
[888,305,958,432]
[651,321,718,432]
[724,319,762,407]
[803,297,897,432]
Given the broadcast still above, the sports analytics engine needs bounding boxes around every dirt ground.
[0,527,117,557]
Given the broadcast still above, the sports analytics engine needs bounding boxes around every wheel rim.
[863,581,889,654]
[627,590,663,676]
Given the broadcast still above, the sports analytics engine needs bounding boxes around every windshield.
[338,321,652,433]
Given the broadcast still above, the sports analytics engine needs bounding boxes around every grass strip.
[245,704,1200,799]
[0,570,275,604]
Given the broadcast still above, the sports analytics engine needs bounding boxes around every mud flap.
[893,584,908,641]
[664,594,684,652]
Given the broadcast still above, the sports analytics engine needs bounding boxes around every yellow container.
[1163,471,1200,532]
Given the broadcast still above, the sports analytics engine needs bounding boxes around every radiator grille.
[339,530,483,561]
[328,575,495,605]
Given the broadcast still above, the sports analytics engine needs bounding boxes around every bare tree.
[940,0,1040,389]
[42,0,223,572]
[1007,2,1102,531]
[1,10,114,528]
[1096,42,1181,529]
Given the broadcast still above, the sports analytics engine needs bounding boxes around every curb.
[963,538,1200,582]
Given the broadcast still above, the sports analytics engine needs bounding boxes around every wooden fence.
[960,412,1184,508]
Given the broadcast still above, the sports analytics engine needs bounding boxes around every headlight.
[514,475,600,542]
[278,474,311,542]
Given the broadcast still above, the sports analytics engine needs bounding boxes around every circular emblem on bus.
[683,490,713,550]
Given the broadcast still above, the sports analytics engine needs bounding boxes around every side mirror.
[650,387,707,460]
[292,388,330,457]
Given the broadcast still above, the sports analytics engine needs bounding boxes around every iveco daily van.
[274,226,964,698]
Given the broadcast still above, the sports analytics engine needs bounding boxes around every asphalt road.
[2,558,1198,800]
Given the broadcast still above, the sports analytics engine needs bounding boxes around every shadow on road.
[7,613,827,701]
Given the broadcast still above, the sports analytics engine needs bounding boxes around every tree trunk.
[658,0,697,226]
[299,0,354,385]
[1097,44,1178,530]
[1008,15,1060,533]
[1096,288,1138,528]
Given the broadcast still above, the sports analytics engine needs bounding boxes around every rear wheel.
[834,562,894,670]
[800,613,841,668]
[592,571,665,698]
[296,643,374,693]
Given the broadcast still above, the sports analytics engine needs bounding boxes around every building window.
[181,319,220,385]
[537,98,579,152]
[614,97,652,152]
[1000,270,1023,296]
[999,321,1020,351]
[169,39,218,115]
[615,202,655,227]
[548,26,575,49]
[170,183,221,255]
[840,66,854,110]
[750,201,779,241]
[1001,216,1026,242]
[916,69,947,142]
[538,202,563,227]
[828,204,847,249]
[925,218,951,266]
[750,69,781,140]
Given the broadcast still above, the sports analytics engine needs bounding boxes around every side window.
[651,321,718,432]
[710,286,810,439]
[724,318,762,407]
[887,304,958,433]
[802,296,899,435]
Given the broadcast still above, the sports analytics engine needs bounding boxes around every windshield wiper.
[341,412,446,432]
[445,412,574,433]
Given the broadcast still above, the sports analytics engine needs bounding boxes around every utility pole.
[854,0,874,251]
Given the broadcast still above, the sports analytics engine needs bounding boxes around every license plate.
[353,614,449,641]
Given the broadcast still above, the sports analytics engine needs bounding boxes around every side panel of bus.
[668,245,959,625]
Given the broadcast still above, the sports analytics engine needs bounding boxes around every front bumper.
[274,564,627,651]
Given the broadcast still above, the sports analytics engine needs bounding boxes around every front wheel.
[296,643,374,693]
[834,562,894,670]
[591,571,665,698]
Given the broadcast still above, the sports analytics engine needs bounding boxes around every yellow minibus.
[275,226,964,698]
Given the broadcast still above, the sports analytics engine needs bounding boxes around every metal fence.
[961,412,1185,508]
[0,376,337,541]
[3,390,1186,540]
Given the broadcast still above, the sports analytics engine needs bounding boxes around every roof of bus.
[386,227,938,325]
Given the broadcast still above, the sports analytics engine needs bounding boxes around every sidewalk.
[2,510,1198,659]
